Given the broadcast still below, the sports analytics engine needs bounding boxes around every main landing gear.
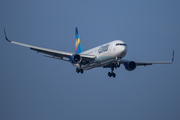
[108,67,116,78]
[76,68,84,74]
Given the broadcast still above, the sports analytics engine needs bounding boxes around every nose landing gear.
[108,67,116,78]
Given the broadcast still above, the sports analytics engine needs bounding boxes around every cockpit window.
[116,43,127,46]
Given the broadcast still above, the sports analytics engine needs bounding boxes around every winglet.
[4,28,11,42]
[172,50,175,62]
[75,27,82,53]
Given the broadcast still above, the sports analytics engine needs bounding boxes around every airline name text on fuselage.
[98,44,110,53]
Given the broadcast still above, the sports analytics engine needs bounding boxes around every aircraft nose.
[124,45,127,52]
[122,45,127,56]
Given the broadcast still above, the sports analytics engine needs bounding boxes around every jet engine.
[124,61,136,71]
[69,54,82,64]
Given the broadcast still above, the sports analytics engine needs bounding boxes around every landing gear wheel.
[76,68,80,73]
[76,68,83,74]
[112,73,116,78]
[108,72,116,78]
[108,72,112,77]
[108,67,116,78]
[80,69,84,74]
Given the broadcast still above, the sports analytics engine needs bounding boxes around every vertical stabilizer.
[75,27,82,53]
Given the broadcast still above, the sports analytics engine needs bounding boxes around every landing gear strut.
[76,68,84,74]
[108,67,116,78]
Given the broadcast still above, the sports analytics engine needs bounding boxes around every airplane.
[4,27,174,78]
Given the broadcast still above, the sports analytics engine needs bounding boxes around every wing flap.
[43,55,70,61]
[135,61,172,66]
[30,47,72,58]
[79,54,96,65]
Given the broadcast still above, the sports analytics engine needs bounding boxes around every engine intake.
[124,61,136,71]
[69,54,82,64]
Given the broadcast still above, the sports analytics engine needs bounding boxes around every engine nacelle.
[124,61,136,71]
[69,54,82,64]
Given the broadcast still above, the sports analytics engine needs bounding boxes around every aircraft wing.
[103,50,174,68]
[4,29,95,62]
[119,53,174,66]
[121,50,174,66]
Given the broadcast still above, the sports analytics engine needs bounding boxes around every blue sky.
[0,0,180,120]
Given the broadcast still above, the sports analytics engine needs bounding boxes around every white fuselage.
[74,40,127,70]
